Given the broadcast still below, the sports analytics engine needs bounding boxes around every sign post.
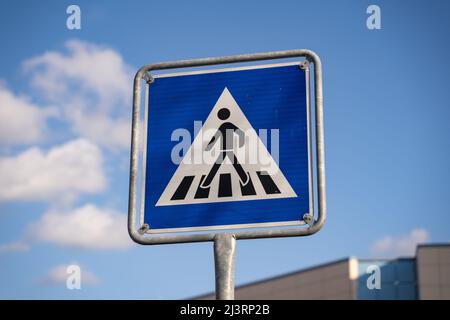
[214,233,236,300]
[128,49,326,300]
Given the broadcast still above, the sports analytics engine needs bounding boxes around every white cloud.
[40,263,100,286]
[23,40,131,106]
[0,138,106,201]
[0,85,57,145]
[0,241,30,253]
[370,228,430,257]
[67,107,131,150]
[23,40,133,149]
[31,204,132,250]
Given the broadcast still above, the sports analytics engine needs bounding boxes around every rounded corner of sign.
[302,49,321,64]
[127,227,146,245]
[134,65,148,82]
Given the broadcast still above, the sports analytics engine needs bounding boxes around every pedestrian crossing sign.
[142,62,312,233]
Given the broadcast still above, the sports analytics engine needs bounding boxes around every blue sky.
[0,0,449,299]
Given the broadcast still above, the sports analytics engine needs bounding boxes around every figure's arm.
[205,131,220,151]
[235,128,245,148]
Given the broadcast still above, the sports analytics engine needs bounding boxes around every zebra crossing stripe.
[256,171,281,195]
[218,173,232,197]
[171,171,283,201]
[170,176,195,200]
[194,175,209,199]
[240,172,256,196]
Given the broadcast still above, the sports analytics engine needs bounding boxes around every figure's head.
[218,108,230,120]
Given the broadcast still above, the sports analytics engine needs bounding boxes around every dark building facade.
[196,244,450,300]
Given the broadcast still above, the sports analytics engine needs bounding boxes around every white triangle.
[156,87,297,206]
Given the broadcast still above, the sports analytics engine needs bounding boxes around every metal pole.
[214,233,236,300]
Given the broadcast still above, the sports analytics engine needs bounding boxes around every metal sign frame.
[128,49,326,246]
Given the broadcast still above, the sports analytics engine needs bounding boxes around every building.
[195,243,450,300]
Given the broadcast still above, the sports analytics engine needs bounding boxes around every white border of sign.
[142,61,312,234]
[128,49,326,245]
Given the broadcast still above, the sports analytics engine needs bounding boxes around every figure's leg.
[228,152,249,185]
[201,153,224,188]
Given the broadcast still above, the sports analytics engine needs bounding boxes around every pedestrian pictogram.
[201,106,248,189]
[156,88,297,206]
